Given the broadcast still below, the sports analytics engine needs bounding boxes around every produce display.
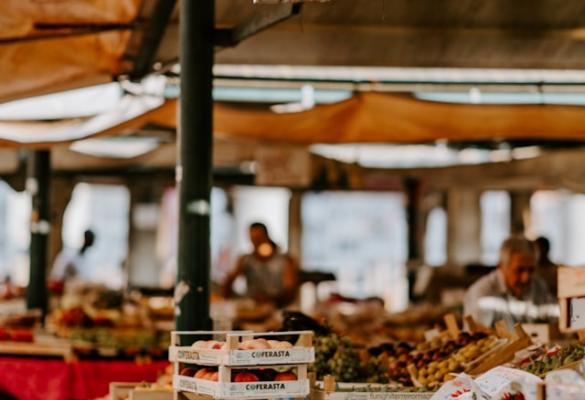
[314,333,364,383]
[0,310,40,344]
[313,329,499,390]
[0,327,34,342]
[179,366,298,382]
[171,330,313,399]
[46,287,171,358]
[190,338,294,350]
[410,334,499,389]
[519,343,585,378]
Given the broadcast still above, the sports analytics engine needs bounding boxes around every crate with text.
[558,266,585,333]
[169,330,314,366]
[174,363,309,399]
[170,330,314,399]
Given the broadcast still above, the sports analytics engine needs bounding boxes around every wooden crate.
[558,267,585,333]
[130,388,172,400]
[110,382,139,400]
[173,364,309,400]
[0,340,74,361]
[169,330,314,366]
[467,324,532,375]
[171,330,313,400]
[312,376,433,400]
[109,383,172,400]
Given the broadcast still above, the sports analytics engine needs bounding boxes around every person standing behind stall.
[534,236,559,296]
[50,230,96,284]
[222,222,298,307]
[464,236,559,329]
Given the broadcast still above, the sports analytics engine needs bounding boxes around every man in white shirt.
[464,236,559,329]
[51,230,95,283]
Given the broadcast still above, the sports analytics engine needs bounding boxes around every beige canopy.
[214,93,585,144]
[0,0,144,103]
[3,92,585,147]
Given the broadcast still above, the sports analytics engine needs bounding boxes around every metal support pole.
[404,178,422,262]
[288,191,303,262]
[26,150,51,318]
[176,0,214,330]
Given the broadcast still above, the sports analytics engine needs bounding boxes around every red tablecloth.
[0,357,168,400]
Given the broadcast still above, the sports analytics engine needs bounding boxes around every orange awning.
[214,92,585,144]
[4,92,585,147]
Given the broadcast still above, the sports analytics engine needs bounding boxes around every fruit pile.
[520,343,585,378]
[411,335,497,390]
[191,338,294,350]
[0,328,33,343]
[68,328,167,357]
[371,332,490,388]
[179,366,298,383]
[314,333,363,383]
[313,331,496,387]
[500,393,526,400]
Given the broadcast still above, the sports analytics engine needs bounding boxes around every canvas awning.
[0,0,146,103]
[4,92,585,147]
[214,92,585,144]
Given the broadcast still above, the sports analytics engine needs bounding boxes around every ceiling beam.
[217,23,585,69]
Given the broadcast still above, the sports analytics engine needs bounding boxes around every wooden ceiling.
[214,0,585,69]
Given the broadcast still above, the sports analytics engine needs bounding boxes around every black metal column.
[404,178,422,262]
[26,150,51,317]
[176,0,214,330]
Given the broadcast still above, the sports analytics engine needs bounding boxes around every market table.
[0,357,168,400]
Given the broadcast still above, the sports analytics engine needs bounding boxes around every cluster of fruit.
[68,328,166,357]
[314,333,363,383]
[520,343,585,378]
[179,367,297,383]
[379,332,489,387]
[500,393,526,400]
[0,328,33,342]
[411,335,497,390]
[57,307,114,328]
[191,338,294,351]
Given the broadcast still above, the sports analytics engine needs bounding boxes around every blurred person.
[534,236,559,296]
[50,230,96,284]
[222,222,298,307]
[464,236,558,329]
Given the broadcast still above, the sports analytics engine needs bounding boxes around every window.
[530,190,585,266]
[157,186,290,288]
[0,181,30,286]
[301,191,408,311]
[62,183,130,288]
[232,186,291,254]
[424,207,447,267]
[481,191,511,265]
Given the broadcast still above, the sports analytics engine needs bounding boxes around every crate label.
[229,348,314,365]
[569,297,585,330]
[174,376,309,398]
[174,348,200,362]
[222,380,308,397]
[174,376,198,392]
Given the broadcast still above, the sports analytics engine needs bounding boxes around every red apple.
[274,372,297,381]
[195,368,213,379]
[180,367,197,377]
[234,372,260,383]
[256,368,278,381]
[10,329,33,343]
